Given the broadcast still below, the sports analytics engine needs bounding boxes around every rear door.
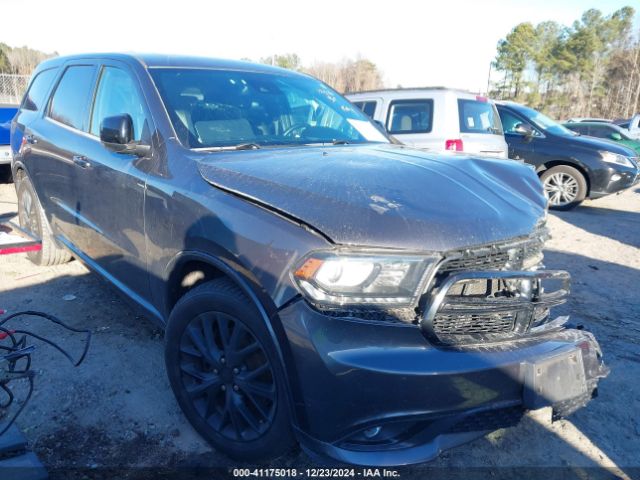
[27,61,99,249]
[457,98,507,158]
[497,106,539,164]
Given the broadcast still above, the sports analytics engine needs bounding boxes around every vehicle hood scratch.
[197,144,546,251]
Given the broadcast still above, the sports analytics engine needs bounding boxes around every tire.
[16,176,71,266]
[165,278,295,461]
[540,165,587,211]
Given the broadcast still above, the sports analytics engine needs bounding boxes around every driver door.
[498,108,538,164]
[72,60,154,303]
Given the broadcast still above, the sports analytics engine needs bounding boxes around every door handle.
[72,155,91,168]
[25,134,38,144]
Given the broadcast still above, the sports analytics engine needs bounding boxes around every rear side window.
[458,99,503,135]
[48,65,96,131]
[353,101,377,118]
[387,99,433,134]
[21,68,58,111]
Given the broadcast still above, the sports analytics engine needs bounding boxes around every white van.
[346,88,508,158]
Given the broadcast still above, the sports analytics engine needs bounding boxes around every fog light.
[611,174,621,182]
[363,426,381,439]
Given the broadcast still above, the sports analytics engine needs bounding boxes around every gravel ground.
[0,180,639,479]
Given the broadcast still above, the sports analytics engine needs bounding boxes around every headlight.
[600,151,635,168]
[292,250,439,307]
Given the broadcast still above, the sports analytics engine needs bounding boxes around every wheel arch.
[536,160,591,195]
[163,249,304,429]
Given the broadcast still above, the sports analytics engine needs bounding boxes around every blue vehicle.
[11,53,608,465]
[0,104,18,181]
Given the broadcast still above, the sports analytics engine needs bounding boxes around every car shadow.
[552,204,640,249]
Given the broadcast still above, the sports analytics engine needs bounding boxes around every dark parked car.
[496,102,639,210]
[564,121,640,155]
[11,54,608,466]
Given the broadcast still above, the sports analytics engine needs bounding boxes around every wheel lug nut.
[213,369,218,374]
[233,385,239,391]
[220,357,226,364]
[221,385,226,391]
[233,368,239,374]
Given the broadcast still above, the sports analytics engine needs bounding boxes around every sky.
[1,0,637,92]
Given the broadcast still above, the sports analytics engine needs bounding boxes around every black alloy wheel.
[165,278,294,461]
[179,311,276,441]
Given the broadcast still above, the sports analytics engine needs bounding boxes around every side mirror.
[100,114,133,146]
[514,123,534,137]
[100,114,150,157]
[611,133,622,141]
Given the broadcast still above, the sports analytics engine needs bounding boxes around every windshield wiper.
[231,143,261,150]
[197,143,261,152]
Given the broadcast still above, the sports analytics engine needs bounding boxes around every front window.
[149,68,389,149]
[90,67,149,141]
[519,106,577,137]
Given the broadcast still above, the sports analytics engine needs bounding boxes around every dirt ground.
[0,179,639,479]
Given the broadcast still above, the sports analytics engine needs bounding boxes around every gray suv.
[11,53,608,466]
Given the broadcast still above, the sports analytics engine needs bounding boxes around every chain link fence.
[0,73,30,105]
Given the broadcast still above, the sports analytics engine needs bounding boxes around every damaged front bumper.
[279,298,608,467]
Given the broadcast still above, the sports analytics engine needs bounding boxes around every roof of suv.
[35,52,294,75]
[347,87,479,97]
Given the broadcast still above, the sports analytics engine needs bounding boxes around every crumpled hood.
[197,144,546,251]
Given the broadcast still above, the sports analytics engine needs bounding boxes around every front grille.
[321,307,417,324]
[422,224,569,345]
[440,250,510,273]
[449,406,524,433]
[440,225,548,275]
[433,312,516,335]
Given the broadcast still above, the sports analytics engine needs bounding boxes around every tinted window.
[353,101,377,118]
[90,67,148,141]
[588,125,608,138]
[387,99,433,134]
[21,68,58,111]
[458,99,502,135]
[498,109,534,135]
[565,124,588,135]
[513,105,577,137]
[150,68,388,148]
[48,65,95,131]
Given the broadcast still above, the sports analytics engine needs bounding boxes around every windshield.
[149,68,389,149]
[520,106,577,137]
[611,124,632,140]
